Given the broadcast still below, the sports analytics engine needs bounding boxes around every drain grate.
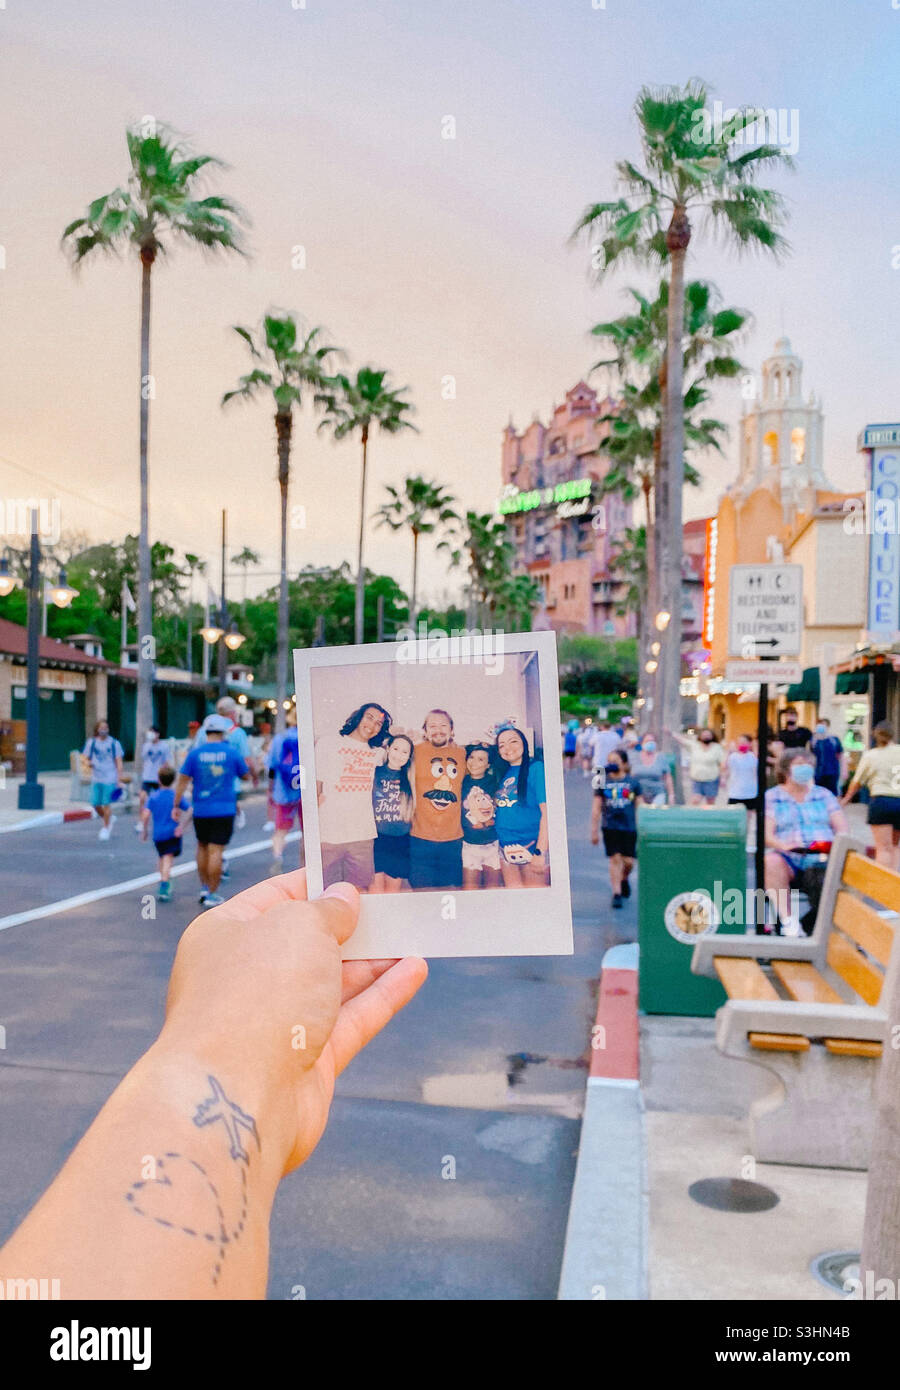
[688,1177,780,1212]
[810,1250,859,1295]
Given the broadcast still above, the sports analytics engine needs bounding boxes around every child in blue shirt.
[141,765,192,902]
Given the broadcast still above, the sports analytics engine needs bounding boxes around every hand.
[590,832,599,846]
[158,871,427,1176]
[174,825,183,839]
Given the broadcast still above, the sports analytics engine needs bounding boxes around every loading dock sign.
[728,564,803,658]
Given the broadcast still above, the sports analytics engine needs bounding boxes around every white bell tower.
[733,337,829,516]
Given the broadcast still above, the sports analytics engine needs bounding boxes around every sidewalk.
[0,771,93,831]
[560,799,877,1302]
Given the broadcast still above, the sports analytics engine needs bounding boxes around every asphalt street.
[0,771,636,1299]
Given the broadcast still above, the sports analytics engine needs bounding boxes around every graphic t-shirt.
[854,744,900,799]
[82,736,123,785]
[316,733,383,844]
[141,740,169,785]
[147,787,190,842]
[461,773,499,845]
[494,759,546,847]
[268,729,301,806]
[599,775,641,832]
[195,721,252,792]
[372,765,413,837]
[179,743,248,818]
[411,741,466,842]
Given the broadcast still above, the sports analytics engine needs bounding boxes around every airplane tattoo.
[192,1075,261,1161]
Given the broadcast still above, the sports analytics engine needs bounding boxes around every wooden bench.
[690,835,900,1169]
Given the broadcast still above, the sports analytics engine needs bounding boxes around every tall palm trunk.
[275,411,292,734]
[354,424,369,644]
[136,247,156,755]
[410,528,420,630]
[661,210,690,789]
[639,475,655,732]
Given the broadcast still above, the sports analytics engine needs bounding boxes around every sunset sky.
[1,0,897,607]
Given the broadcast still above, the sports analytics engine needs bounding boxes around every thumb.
[313,883,360,945]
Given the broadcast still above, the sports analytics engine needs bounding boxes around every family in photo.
[315,702,549,893]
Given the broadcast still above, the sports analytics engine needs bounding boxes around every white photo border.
[293,631,574,960]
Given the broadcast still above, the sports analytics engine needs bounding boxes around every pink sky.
[1,0,897,606]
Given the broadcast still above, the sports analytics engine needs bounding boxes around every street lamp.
[224,621,246,652]
[47,569,79,609]
[0,556,18,598]
[12,512,78,810]
[199,623,225,645]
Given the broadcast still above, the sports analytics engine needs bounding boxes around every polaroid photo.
[293,629,573,959]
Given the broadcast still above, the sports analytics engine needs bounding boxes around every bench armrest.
[716,999,887,1053]
[691,933,817,978]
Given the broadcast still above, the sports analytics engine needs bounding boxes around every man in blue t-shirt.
[811,718,845,795]
[175,715,249,907]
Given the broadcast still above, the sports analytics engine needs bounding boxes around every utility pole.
[18,511,43,811]
[217,509,228,699]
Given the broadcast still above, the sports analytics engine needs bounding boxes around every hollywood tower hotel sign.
[497,381,635,636]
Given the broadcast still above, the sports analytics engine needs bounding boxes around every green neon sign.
[498,477,592,515]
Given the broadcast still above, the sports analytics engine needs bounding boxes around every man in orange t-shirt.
[409,709,466,889]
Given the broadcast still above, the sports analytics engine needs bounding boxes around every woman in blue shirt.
[493,725,549,889]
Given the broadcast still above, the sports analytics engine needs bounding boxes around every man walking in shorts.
[175,714,249,907]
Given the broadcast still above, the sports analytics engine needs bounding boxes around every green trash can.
[638,806,747,1016]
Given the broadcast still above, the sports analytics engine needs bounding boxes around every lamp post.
[10,512,78,810]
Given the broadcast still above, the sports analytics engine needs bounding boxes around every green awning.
[835,670,870,695]
[785,666,821,703]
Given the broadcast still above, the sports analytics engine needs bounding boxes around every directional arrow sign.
[728,564,803,658]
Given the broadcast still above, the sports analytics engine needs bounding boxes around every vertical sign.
[702,516,718,649]
[864,427,900,637]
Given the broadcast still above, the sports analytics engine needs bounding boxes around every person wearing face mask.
[841,721,900,870]
[811,716,844,794]
[590,749,642,907]
[633,734,674,807]
[682,728,726,806]
[778,707,813,750]
[765,749,848,933]
[726,736,759,811]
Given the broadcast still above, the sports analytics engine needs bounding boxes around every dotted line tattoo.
[124,1075,261,1285]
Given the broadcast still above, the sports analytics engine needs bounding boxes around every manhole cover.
[688,1177,780,1212]
[810,1250,860,1295]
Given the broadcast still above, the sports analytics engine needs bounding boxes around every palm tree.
[574,80,791,761]
[592,277,748,627]
[440,510,518,626]
[232,545,262,602]
[184,551,207,673]
[62,121,246,749]
[375,476,457,629]
[222,313,339,729]
[318,368,417,643]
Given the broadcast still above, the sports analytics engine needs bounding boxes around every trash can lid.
[636,805,748,843]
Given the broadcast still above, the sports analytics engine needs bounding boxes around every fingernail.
[323,882,359,908]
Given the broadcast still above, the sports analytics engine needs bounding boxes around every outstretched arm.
[0,874,427,1300]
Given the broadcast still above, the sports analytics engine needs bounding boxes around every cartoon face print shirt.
[411,740,466,842]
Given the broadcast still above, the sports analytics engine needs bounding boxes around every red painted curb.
[590,965,640,1082]
[62,809,93,823]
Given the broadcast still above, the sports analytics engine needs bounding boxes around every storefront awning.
[785,666,821,703]
[835,670,870,695]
